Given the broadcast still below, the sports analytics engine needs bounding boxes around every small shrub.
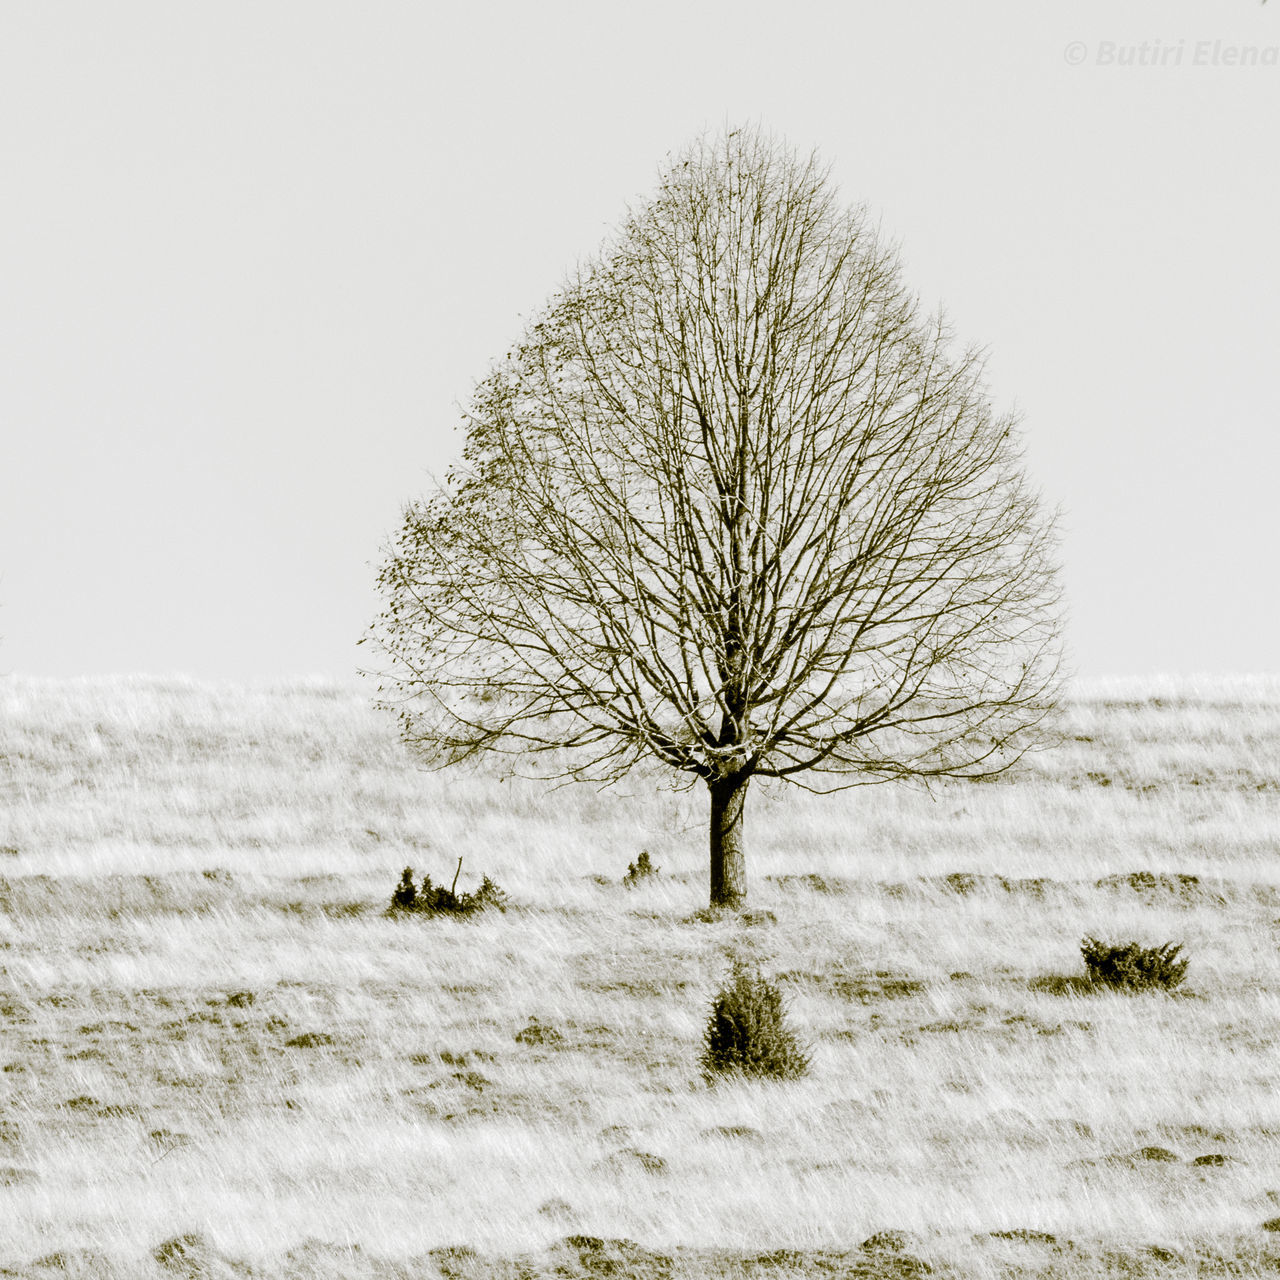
[623,850,660,887]
[1081,936,1188,992]
[701,964,811,1081]
[389,861,507,917]
[391,868,417,910]
[466,875,508,913]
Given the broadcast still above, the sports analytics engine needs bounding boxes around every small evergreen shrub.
[701,964,811,1081]
[623,850,660,887]
[1081,936,1188,991]
[389,861,508,917]
[391,868,417,910]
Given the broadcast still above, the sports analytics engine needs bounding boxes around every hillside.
[1,675,1279,1278]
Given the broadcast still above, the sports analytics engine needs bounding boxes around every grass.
[0,674,1279,1276]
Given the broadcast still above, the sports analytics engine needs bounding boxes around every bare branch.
[367,124,1064,847]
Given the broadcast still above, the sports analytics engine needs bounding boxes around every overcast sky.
[1,0,1276,682]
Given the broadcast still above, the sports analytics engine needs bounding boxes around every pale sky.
[1,1,1276,681]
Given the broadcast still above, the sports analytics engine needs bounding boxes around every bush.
[701,964,811,1081]
[1081,936,1188,991]
[391,868,418,910]
[623,850,660,887]
[389,861,508,917]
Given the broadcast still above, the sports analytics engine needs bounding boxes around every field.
[2,675,1280,1278]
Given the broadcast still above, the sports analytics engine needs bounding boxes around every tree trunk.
[708,772,750,909]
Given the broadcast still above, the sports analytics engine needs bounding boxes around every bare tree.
[367,128,1064,910]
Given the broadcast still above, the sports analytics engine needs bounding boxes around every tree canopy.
[368,127,1064,907]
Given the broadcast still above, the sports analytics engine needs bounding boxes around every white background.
[1,0,1275,679]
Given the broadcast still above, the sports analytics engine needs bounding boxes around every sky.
[1,0,1276,682]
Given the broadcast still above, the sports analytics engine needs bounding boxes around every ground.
[1,674,1279,1277]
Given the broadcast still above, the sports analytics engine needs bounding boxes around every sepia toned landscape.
[4,1,1278,1276]
[2,675,1280,1277]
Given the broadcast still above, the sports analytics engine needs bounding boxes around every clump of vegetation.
[390,868,418,910]
[623,850,660,887]
[389,859,507,916]
[1081,937,1188,991]
[701,964,811,1081]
